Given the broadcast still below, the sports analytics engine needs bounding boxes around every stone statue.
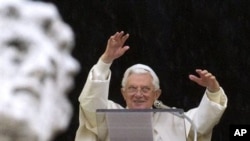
[0,0,80,141]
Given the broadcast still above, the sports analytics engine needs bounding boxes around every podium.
[96,109,187,141]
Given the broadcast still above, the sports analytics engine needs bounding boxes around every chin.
[130,104,151,109]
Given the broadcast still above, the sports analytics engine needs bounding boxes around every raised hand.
[189,69,220,93]
[101,31,130,63]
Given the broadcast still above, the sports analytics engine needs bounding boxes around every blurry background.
[39,0,250,140]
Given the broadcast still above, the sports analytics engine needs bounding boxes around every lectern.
[96,109,187,141]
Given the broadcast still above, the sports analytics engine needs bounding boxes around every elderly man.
[75,31,227,141]
[0,1,80,141]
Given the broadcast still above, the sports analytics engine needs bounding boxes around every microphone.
[154,100,170,109]
[154,99,197,141]
[154,100,183,116]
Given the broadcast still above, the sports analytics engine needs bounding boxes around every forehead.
[1,21,39,42]
[0,1,73,53]
[126,73,153,85]
[0,22,56,52]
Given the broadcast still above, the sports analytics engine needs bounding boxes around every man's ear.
[121,88,127,100]
[155,89,161,100]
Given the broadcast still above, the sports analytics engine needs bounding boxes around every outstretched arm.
[186,69,227,140]
[76,32,130,141]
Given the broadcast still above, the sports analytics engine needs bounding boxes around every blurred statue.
[0,0,80,141]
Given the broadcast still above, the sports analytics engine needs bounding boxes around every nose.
[20,53,57,84]
[62,54,80,76]
[134,90,143,97]
[55,54,80,93]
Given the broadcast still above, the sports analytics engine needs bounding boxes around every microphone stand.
[154,100,197,141]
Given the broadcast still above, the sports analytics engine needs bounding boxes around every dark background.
[39,0,250,140]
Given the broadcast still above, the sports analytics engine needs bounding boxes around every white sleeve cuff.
[92,58,112,80]
[206,88,222,104]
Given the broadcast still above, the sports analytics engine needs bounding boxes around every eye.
[42,18,53,33]
[4,38,30,65]
[141,87,151,93]
[6,38,29,54]
[4,5,20,19]
[127,86,137,93]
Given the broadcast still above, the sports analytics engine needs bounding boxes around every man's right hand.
[101,31,130,64]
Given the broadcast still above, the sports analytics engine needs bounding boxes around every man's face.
[121,73,161,109]
[0,22,55,108]
[0,16,79,141]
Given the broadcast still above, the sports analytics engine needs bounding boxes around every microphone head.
[154,100,162,109]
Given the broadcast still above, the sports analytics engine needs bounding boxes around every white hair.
[121,64,160,89]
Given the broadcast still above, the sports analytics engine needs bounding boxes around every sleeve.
[205,87,227,106]
[92,59,112,80]
[185,87,228,141]
[75,59,124,141]
[78,59,112,112]
[75,59,112,141]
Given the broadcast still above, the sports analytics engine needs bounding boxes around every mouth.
[11,78,41,101]
[13,86,40,102]
[133,100,146,105]
[0,82,42,121]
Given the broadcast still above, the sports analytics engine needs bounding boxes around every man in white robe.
[75,31,227,141]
